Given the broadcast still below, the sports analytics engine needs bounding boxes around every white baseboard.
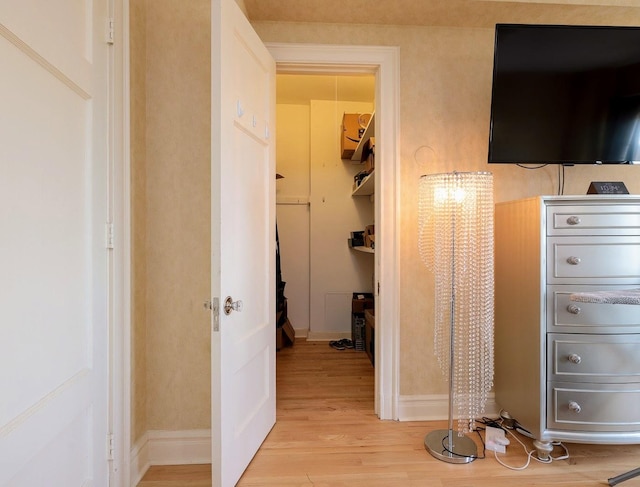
[130,432,150,487]
[398,393,499,422]
[306,331,351,341]
[130,429,211,486]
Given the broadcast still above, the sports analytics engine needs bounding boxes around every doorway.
[275,73,375,342]
[268,43,400,420]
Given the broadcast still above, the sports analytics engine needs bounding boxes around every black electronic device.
[488,24,640,165]
[587,181,629,194]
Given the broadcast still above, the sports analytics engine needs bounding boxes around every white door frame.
[110,0,132,485]
[267,43,400,420]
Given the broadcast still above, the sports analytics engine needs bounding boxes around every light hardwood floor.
[138,338,640,486]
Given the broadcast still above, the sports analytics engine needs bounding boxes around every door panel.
[211,1,276,486]
[0,1,108,485]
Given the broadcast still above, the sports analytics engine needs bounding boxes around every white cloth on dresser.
[569,288,640,305]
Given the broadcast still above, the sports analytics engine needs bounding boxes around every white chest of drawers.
[494,195,640,447]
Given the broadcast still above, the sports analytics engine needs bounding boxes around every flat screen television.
[488,24,640,164]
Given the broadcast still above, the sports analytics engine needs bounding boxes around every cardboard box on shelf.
[341,113,371,159]
[364,224,375,248]
[365,234,375,248]
[362,158,374,175]
[352,292,374,313]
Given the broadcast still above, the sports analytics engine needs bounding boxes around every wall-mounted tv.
[488,24,640,164]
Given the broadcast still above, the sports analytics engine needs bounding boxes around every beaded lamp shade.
[418,171,495,463]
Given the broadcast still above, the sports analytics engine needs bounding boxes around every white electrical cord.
[492,424,570,471]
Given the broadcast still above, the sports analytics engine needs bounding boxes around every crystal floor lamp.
[418,171,495,464]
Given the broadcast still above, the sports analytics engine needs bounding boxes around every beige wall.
[131,0,640,442]
[130,0,212,444]
[250,20,640,396]
[130,0,147,443]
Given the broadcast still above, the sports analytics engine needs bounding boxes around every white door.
[211,0,276,486]
[0,1,110,486]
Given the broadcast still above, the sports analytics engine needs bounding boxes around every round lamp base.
[424,429,477,464]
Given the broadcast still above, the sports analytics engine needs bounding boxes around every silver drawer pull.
[567,304,581,315]
[566,216,581,225]
[568,353,582,364]
[566,256,581,265]
[568,401,582,414]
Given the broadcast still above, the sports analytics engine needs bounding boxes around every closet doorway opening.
[275,73,375,341]
[267,44,400,420]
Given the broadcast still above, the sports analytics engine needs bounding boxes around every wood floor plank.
[138,339,640,486]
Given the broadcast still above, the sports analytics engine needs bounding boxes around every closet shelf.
[351,112,375,163]
[351,246,374,254]
[352,170,375,196]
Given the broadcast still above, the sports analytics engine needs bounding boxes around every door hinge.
[106,222,114,249]
[204,298,220,331]
[107,433,115,461]
[106,18,115,45]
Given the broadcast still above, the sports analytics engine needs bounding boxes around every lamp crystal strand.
[418,172,494,435]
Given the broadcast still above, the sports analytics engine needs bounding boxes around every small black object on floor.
[329,338,355,350]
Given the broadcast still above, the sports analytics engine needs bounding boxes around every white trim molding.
[110,0,132,486]
[398,394,500,422]
[267,43,401,421]
[306,331,351,341]
[130,429,212,486]
[129,432,150,487]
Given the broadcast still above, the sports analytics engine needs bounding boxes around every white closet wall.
[309,100,374,337]
[276,97,374,338]
[276,104,311,335]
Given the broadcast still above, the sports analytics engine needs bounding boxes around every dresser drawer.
[547,382,640,432]
[548,333,640,382]
[547,285,640,333]
[547,236,640,284]
[547,204,640,236]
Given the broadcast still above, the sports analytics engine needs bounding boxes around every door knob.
[224,296,243,315]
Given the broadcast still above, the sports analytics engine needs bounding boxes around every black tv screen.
[488,24,640,164]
